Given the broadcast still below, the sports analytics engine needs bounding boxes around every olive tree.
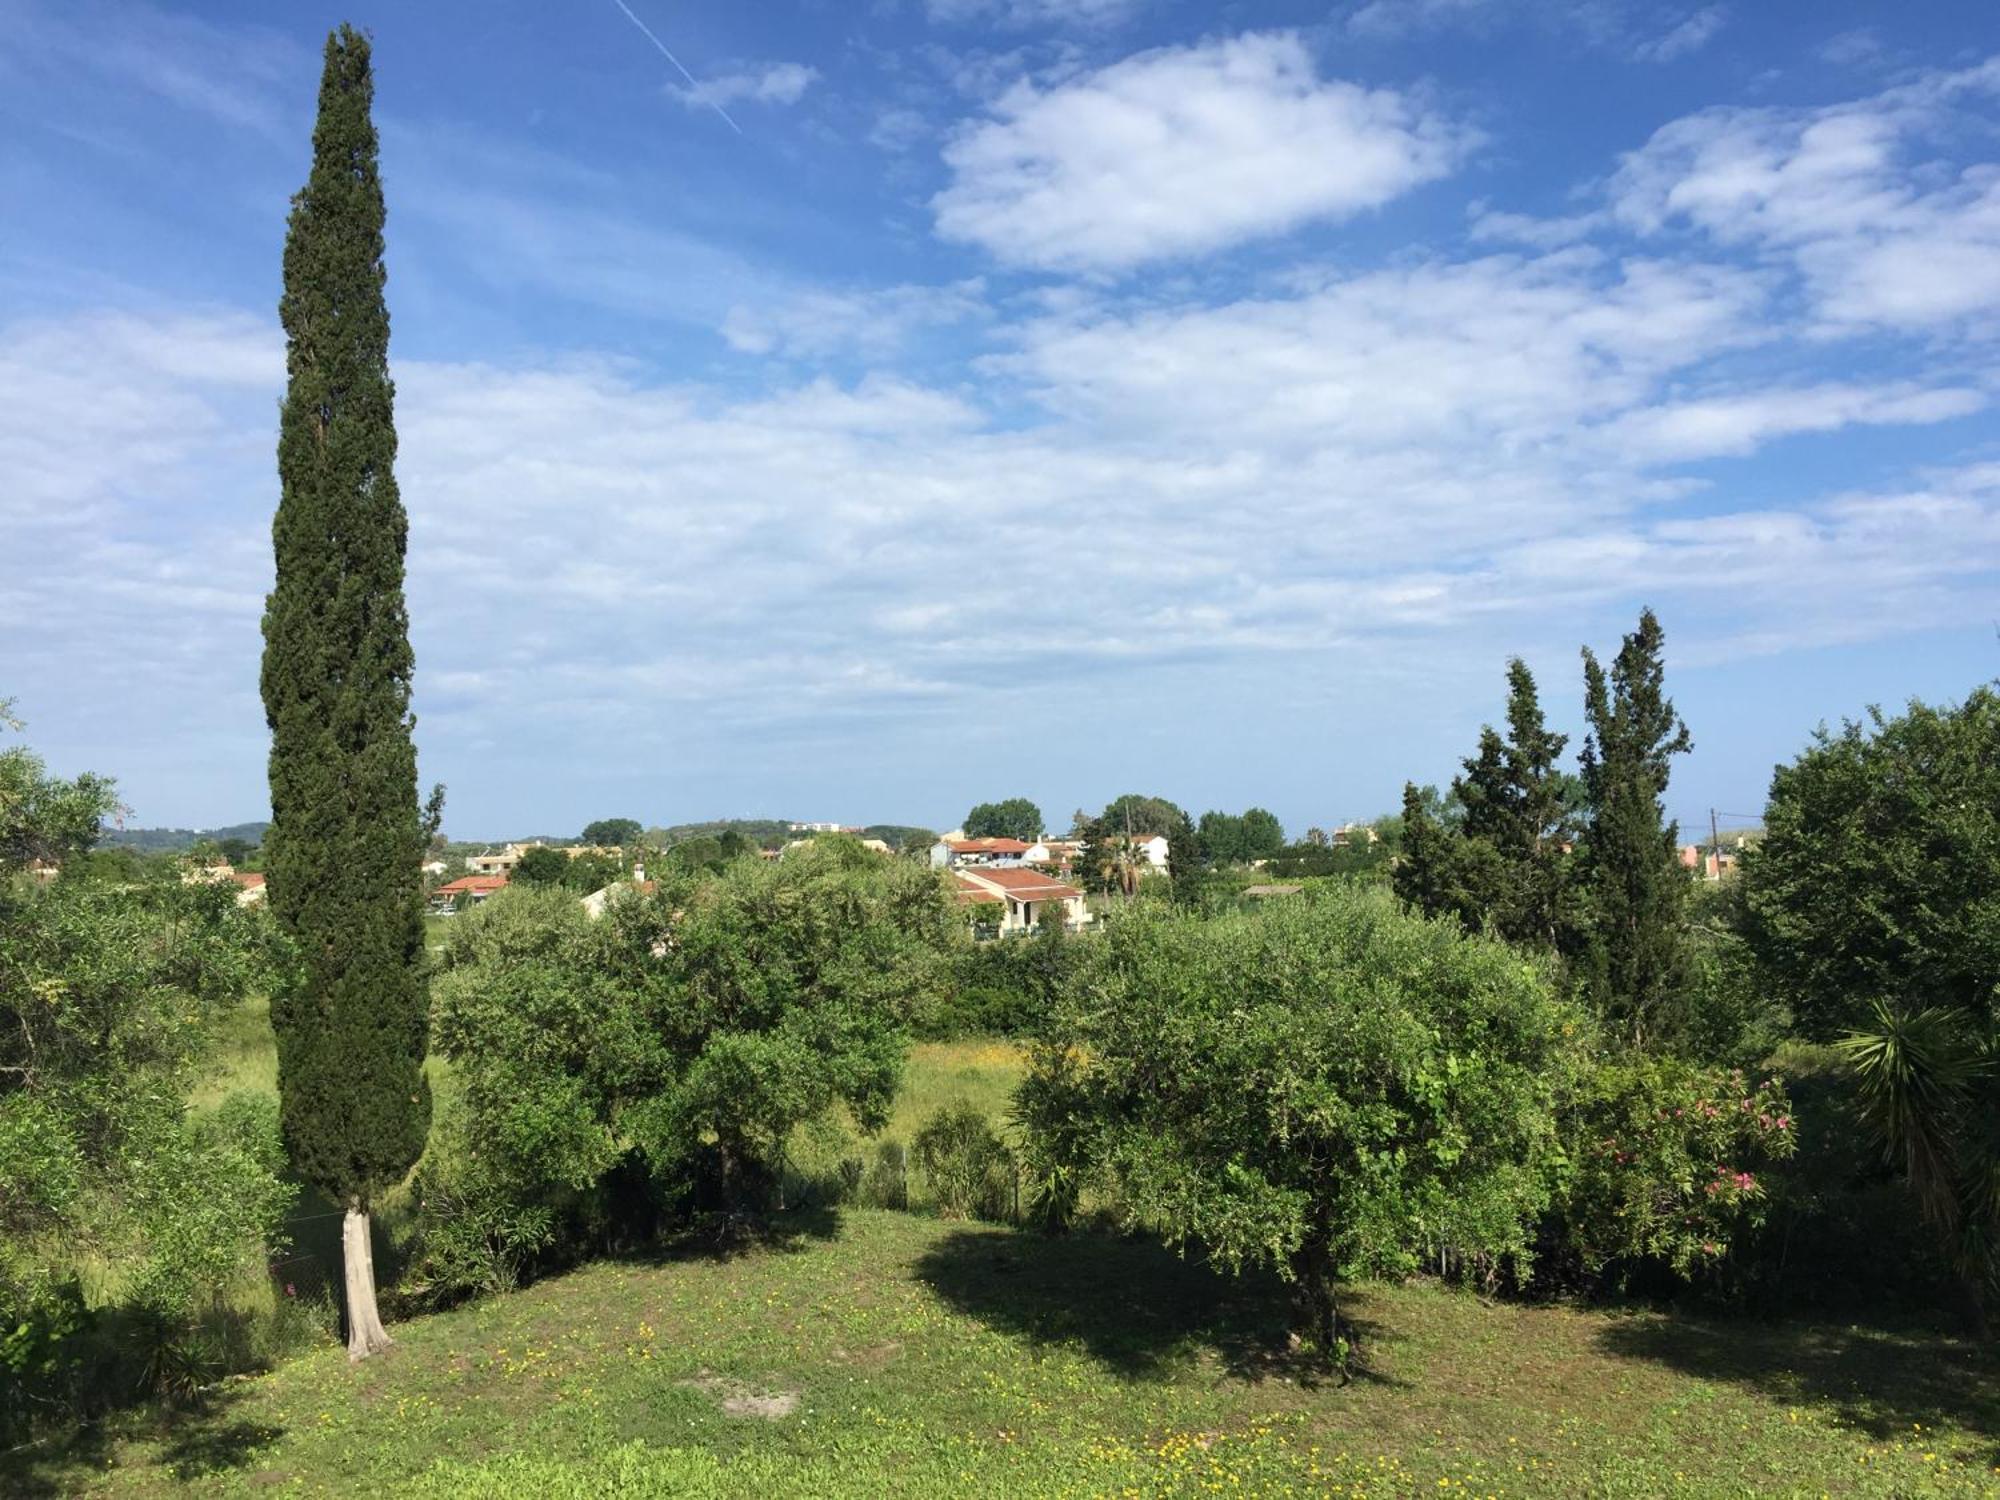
[1018,887,1585,1360]
[1,714,291,1424]
[422,842,954,1287]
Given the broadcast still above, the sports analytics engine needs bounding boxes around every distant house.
[1115,833,1171,870]
[788,821,858,834]
[1034,838,1083,870]
[1679,844,1738,881]
[929,837,1033,869]
[858,837,894,856]
[232,871,267,908]
[433,873,507,911]
[951,867,1088,936]
[421,859,449,878]
[580,866,656,920]
[466,845,528,878]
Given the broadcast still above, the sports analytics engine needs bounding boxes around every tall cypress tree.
[261,24,431,1362]
[1573,608,1692,1046]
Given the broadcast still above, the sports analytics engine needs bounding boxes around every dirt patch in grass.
[681,1373,800,1420]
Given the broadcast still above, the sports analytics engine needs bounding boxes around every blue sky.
[4,0,1997,840]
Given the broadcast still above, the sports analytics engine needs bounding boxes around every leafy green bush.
[1023,887,1587,1356]
[1550,1056,1795,1292]
[912,1101,1015,1221]
[921,918,1077,1040]
[424,844,954,1287]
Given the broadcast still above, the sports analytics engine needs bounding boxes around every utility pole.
[1708,807,1721,882]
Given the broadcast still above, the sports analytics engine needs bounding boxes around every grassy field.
[10,1207,1996,1497]
[30,1002,1993,1497]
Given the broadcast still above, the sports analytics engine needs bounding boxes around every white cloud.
[1001,252,1772,450]
[1610,57,2000,330]
[1343,0,1494,40]
[1600,382,1984,462]
[1633,5,1727,64]
[869,106,932,152]
[932,32,1473,272]
[721,280,988,359]
[925,0,1143,27]
[0,0,306,138]
[671,62,819,112]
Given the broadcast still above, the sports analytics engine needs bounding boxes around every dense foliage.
[1571,609,1694,1045]
[1554,1056,1795,1286]
[1019,889,1586,1358]
[1395,660,1576,950]
[261,23,432,1331]
[420,844,955,1294]
[1,721,292,1432]
[1743,688,1999,1039]
[1195,807,1286,864]
[1741,688,2000,1325]
[921,915,1076,1039]
[963,798,1043,842]
[579,817,643,847]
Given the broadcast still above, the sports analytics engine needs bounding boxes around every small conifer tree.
[1572,609,1692,1044]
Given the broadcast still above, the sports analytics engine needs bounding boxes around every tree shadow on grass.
[0,1386,286,1497]
[1595,1310,2000,1465]
[0,1421,112,1499]
[914,1225,1397,1389]
[153,1395,286,1481]
[618,1201,845,1269]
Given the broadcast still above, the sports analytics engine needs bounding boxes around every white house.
[929,836,1032,868]
[951,867,1089,936]
[467,843,531,877]
[581,865,656,919]
[1123,833,1170,870]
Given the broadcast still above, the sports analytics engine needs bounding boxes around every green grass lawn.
[39,1003,1996,1497]
[12,1208,1996,1497]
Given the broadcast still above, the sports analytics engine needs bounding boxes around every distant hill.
[100,820,270,853]
[645,819,794,850]
[862,825,937,852]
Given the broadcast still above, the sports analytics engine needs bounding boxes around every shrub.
[912,1102,1014,1221]
[424,846,954,1289]
[1023,887,1586,1357]
[859,1140,908,1211]
[1549,1055,1795,1293]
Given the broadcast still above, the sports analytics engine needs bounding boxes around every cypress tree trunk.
[262,24,431,1363]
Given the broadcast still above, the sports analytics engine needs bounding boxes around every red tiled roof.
[232,872,266,889]
[437,874,508,895]
[951,873,1005,906]
[955,867,1082,901]
[947,837,1032,853]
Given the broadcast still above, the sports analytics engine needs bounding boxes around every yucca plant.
[1839,1000,1998,1335]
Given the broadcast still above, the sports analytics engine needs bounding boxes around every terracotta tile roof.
[955,867,1083,901]
[232,872,266,889]
[951,873,1005,906]
[947,837,1032,854]
[437,874,509,895]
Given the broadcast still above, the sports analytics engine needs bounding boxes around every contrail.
[607,0,742,134]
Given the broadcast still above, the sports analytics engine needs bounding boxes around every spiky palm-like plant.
[1839,1001,1998,1334]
